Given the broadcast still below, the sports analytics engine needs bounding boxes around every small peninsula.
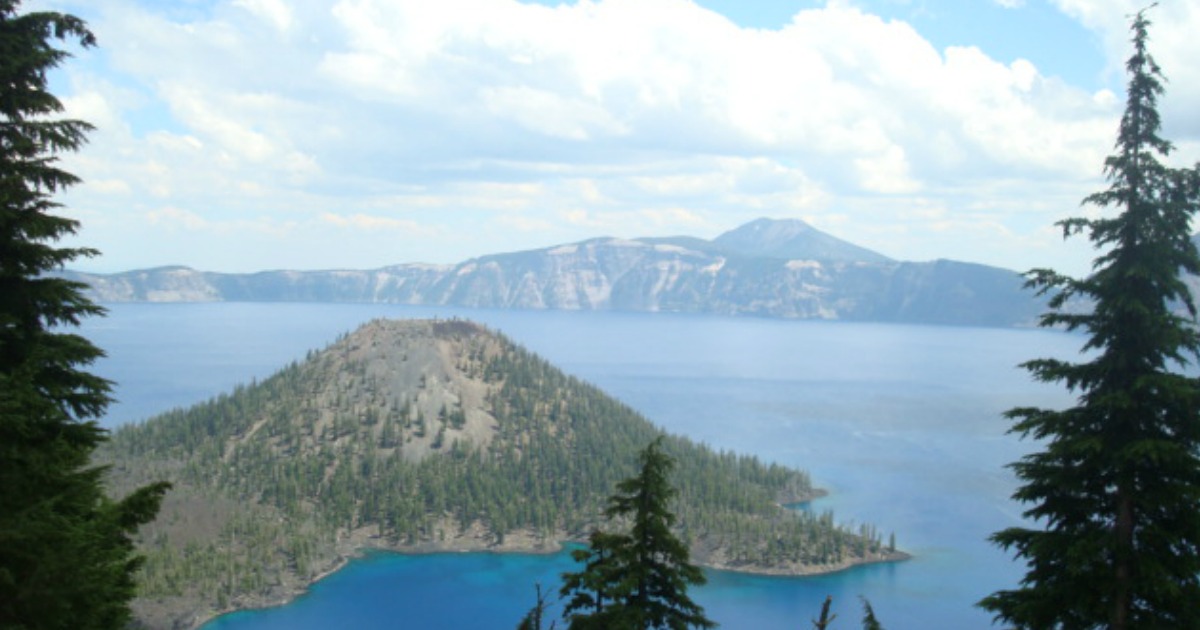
[100,319,905,629]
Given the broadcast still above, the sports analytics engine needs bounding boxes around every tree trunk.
[812,595,836,629]
[1112,483,1133,630]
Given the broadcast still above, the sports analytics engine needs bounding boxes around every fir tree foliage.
[559,530,628,627]
[803,596,887,630]
[0,1,169,627]
[811,596,835,630]
[516,582,557,630]
[980,7,1200,629]
[560,438,716,630]
[859,597,883,630]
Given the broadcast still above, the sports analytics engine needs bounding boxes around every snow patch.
[603,238,646,248]
[653,243,693,255]
[393,263,453,272]
[786,260,822,271]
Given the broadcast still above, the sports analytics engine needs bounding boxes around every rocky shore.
[136,519,908,630]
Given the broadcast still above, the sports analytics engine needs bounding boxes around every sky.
[27,0,1200,276]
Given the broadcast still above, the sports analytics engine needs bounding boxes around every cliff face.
[64,218,1044,327]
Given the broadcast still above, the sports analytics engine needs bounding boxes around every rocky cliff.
[64,218,1044,327]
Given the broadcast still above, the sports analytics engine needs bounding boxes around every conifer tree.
[516,582,557,630]
[980,8,1200,629]
[560,438,716,629]
[859,597,883,630]
[0,2,169,627]
[560,529,629,628]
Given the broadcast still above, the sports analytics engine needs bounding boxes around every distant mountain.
[63,218,1045,327]
[101,320,897,628]
[714,217,893,263]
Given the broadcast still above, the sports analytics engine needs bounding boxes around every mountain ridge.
[63,218,1044,327]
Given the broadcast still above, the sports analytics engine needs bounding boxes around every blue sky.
[700,1,1106,87]
[29,0,1200,275]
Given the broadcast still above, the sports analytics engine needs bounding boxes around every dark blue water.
[82,303,1080,629]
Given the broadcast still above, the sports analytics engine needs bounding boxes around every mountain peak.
[713,218,892,264]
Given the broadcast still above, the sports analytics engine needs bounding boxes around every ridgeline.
[100,319,902,628]
[64,218,1044,328]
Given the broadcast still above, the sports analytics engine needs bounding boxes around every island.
[99,319,907,628]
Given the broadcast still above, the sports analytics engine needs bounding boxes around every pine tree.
[0,2,170,627]
[980,8,1200,629]
[516,582,557,630]
[811,595,836,630]
[859,597,883,630]
[560,529,628,628]
[560,437,716,629]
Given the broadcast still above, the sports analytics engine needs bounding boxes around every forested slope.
[100,319,899,628]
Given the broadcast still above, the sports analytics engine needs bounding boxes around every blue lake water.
[83,303,1081,629]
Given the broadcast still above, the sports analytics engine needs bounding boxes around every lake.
[82,303,1080,629]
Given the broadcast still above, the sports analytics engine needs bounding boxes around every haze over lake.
[86,303,1080,629]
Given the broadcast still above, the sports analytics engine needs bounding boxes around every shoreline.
[183,522,910,630]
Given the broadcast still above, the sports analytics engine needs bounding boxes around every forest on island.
[99,319,896,624]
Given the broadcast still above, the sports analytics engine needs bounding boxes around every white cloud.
[855,144,919,194]
[85,178,133,195]
[146,206,209,230]
[38,0,1200,277]
[481,85,628,140]
[495,214,555,233]
[61,89,122,131]
[1052,0,1200,141]
[233,0,293,32]
[161,84,275,161]
[320,213,423,231]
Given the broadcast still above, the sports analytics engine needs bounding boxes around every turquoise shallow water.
[85,304,1082,629]
[204,548,915,630]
